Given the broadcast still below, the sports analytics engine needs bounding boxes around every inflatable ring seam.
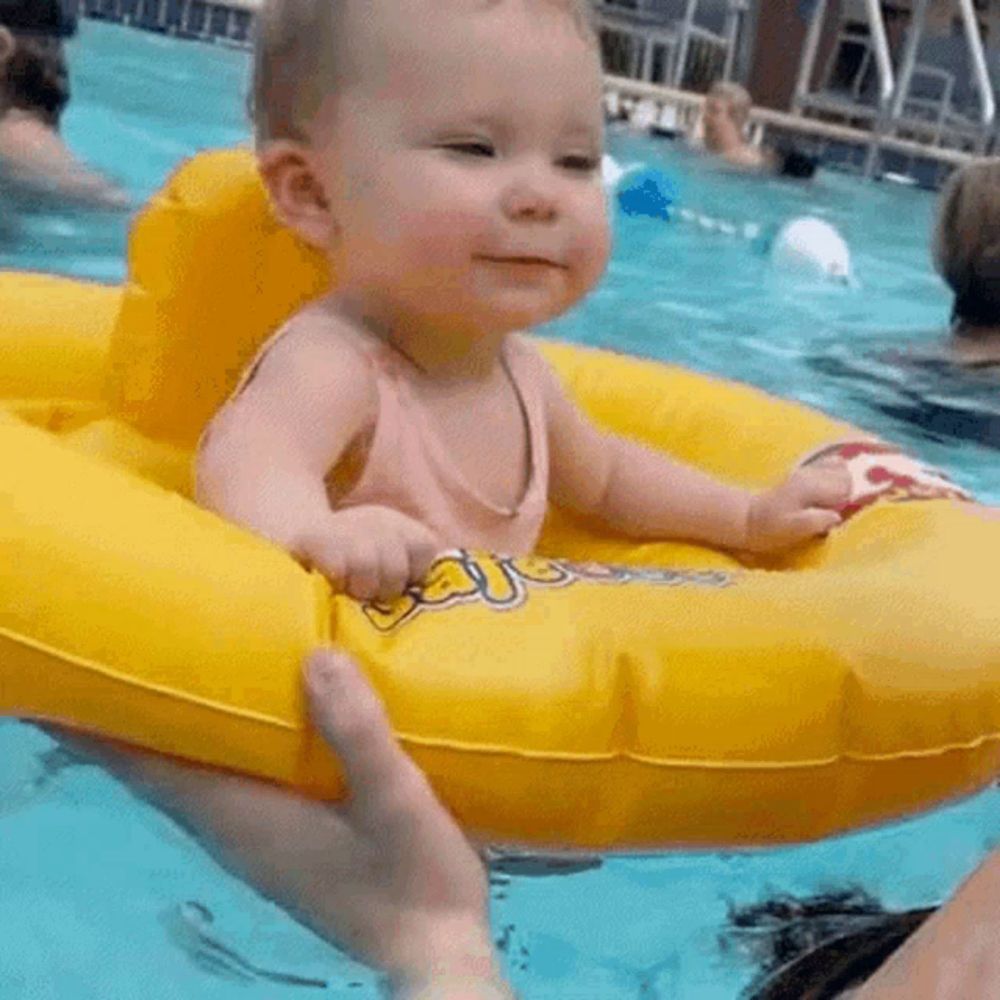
[13,613,997,769]
[386,733,1000,767]
[1,625,306,731]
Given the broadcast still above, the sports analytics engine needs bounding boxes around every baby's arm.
[196,318,373,551]
[196,318,439,597]
[537,354,847,553]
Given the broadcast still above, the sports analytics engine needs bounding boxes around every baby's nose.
[501,165,559,223]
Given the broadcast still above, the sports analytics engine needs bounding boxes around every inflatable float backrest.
[105,148,331,449]
[0,272,120,412]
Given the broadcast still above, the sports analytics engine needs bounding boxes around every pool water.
[2,19,999,1000]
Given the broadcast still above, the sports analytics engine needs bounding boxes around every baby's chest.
[418,381,532,506]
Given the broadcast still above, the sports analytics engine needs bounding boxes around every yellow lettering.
[420,554,481,606]
[363,593,419,632]
[472,555,522,606]
[509,555,573,587]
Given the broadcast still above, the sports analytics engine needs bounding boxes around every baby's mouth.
[476,256,568,276]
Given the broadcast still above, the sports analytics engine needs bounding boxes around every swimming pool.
[2,18,999,1000]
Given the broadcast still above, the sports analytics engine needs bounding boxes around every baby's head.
[252,0,610,339]
[933,158,1000,334]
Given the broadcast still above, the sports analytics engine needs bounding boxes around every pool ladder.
[794,0,996,176]
[591,0,749,91]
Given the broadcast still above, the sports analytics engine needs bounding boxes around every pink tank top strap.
[338,333,550,555]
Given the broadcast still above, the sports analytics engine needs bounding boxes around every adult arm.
[852,849,1000,1000]
[0,112,129,210]
[51,651,514,999]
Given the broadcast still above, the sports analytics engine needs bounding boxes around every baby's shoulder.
[260,305,375,380]
[273,303,371,362]
[240,304,378,414]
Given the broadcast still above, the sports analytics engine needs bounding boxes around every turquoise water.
[2,18,999,999]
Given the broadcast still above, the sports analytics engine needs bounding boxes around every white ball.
[770,216,852,283]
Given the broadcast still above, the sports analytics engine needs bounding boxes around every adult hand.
[301,650,511,998]
[52,650,512,999]
[853,849,1000,999]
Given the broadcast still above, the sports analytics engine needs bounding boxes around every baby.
[196,0,848,602]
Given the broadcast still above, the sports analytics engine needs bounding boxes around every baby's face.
[311,0,610,338]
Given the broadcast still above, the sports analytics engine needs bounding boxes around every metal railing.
[793,0,895,174]
[606,73,974,172]
[890,0,995,154]
[793,0,997,174]
[591,0,741,91]
[955,0,997,140]
[861,0,895,111]
[78,0,255,46]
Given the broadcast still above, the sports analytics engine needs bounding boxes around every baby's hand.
[296,506,443,601]
[745,460,851,554]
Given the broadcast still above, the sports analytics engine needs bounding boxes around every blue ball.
[616,167,678,221]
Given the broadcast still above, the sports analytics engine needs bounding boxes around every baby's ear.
[256,141,336,248]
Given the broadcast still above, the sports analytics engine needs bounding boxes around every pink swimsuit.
[335,332,549,556]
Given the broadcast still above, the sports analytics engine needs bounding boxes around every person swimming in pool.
[0,0,128,210]
[195,0,849,605]
[698,81,818,180]
[45,18,1000,993]
[699,81,769,170]
[801,159,1000,452]
[934,158,1000,367]
[731,846,1000,1000]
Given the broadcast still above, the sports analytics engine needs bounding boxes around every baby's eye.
[558,154,600,174]
[442,141,496,158]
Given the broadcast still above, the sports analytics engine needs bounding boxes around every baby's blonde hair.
[250,0,341,146]
[707,81,752,125]
[251,0,598,147]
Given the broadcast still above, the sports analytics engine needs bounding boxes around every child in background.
[196,0,848,601]
[699,81,817,179]
[933,158,1000,364]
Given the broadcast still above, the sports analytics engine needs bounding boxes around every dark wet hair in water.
[722,888,934,999]
[776,146,819,180]
[0,0,78,37]
[0,34,71,126]
[951,253,1000,332]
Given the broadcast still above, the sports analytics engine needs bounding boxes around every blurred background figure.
[933,158,1000,366]
[700,80,769,169]
[699,80,817,179]
[0,0,127,210]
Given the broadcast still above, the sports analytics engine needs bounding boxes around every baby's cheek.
[411,204,493,263]
[573,202,612,290]
[426,203,487,239]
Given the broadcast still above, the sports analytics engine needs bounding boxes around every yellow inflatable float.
[3,149,1000,850]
